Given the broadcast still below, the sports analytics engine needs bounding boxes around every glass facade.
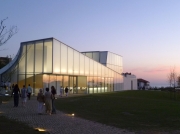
[82,51,123,74]
[1,38,123,95]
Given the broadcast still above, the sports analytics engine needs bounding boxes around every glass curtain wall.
[1,38,124,96]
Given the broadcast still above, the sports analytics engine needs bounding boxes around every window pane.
[27,43,34,73]
[35,41,43,73]
[18,74,25,89]
[87,76,93,94]
[49,75,56,91]
[43,74,49,90]
[19,45,26,73]
[98,63,101,76]
[35,74,43,95]
[84,57,89,75]
[68,47,73,74]
[63,76,68,88]
[77,76,87,94]
[93,61,97,76]
[57,75,63,95]
[26,74,34,94]
[101,65,105,77]
[79,54,84,75]
[86,52,92,59]
[100,52,107,64]
[93,52,99,62]
[61,43,67,74]
[74,50,79,75]
[94,77,98,93]
[89,59,93,76]
[44,40,52,73]
[53,39,60,73]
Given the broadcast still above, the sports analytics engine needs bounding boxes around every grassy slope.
[55,90,180,131]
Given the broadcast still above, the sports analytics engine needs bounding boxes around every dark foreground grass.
[0,115,48,134]
[55,90,180,132]
[0,96,48,134]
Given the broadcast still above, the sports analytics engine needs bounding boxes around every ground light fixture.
[66,113,75,117]
[2,101,8,104]
[34,128,46,132]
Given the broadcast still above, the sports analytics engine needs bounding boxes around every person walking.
[60,86,63,97]
[11,84,20,107]
[44,88,52,115]
[37,89,45,115]
[21,85,27,107]
[51,86,56,114]
[65,86,69,96]
[27,84,32,100]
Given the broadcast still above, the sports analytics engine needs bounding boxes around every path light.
[72,113,75,116]
[34,128,46,132]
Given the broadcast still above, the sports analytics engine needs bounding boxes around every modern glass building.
[0,38,123,95]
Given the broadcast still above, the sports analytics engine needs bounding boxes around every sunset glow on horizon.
[1,0,180,87]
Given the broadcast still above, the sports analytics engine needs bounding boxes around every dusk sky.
[1,0,180,87]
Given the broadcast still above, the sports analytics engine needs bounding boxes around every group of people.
[11,84,32,107]
[37,86,56,115]
[11,84,71,115]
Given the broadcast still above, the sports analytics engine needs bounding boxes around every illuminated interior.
[0,38,123,96]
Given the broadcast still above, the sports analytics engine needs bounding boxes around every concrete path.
[0,97,134,134]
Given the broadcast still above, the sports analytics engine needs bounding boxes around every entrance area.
[69,76,77,94]
[17,74,112,96]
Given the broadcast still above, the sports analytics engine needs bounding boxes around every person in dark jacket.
[51,86,56,114]
[65,86,69,96]
[11,84,20,107]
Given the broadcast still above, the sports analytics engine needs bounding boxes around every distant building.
[122,72,137,90]
[137,78,150,90]
[0,57,12,69]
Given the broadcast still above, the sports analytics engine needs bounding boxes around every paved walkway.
[0,96,134,134]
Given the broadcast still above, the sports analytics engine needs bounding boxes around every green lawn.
[55,90,180,132]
